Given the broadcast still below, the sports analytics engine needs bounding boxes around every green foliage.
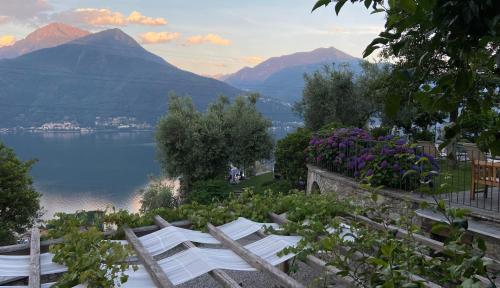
[140,178,178,213]
[294,62,385,130]
[0,142,41,245]
[370,126,391,139]
[156,93,273,190]
[47,212,135,287]
[225,94,274,172]
[313,0,500,153]
[275,128,311,185]
[186,179,231,204]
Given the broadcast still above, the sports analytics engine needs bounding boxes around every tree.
[225,94,274,174]
[275,128,311,185]
[156,93,273,191]
[295,62,385,130]
[312,0,500,153]
[156,93,228,190]
[0,142,41,245]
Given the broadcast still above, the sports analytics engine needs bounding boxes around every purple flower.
[366,169,374,176]
[380,160,388,169]
[392,163,400,171]
[395,138,406,145]
[365,154,375,161]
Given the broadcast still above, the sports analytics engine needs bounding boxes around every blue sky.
[0,0,385,75]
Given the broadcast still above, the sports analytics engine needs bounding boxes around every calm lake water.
[0,131,160,219]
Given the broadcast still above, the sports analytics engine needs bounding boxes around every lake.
[0,131,160,219]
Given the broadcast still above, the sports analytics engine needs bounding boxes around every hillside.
[223,47,361,103]
[0,28,296,128]
[0,23,90,59]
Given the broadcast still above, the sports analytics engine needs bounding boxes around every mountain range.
[222,47,362,103]
[0,24,296,128]
[0,23,90,59]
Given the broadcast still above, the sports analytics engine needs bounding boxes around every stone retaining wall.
[307,164,500,260]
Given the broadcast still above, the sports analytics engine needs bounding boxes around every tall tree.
[313,0,500,153]
[0,142,41,245]
[225,94,274,173]
[295,62,384,130]
[156,93,273,190]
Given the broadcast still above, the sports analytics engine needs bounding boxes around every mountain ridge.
[222,47,361,103]
[0,28,297,128]
[0,23,90,59]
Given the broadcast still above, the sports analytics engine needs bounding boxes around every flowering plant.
[307,128,440,191]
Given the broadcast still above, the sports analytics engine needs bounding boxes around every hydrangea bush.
[307,128,440,191]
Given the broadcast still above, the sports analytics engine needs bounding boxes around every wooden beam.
[28,228,40,288]
[153,216,241,288]
[268,213,357,286]
[123,226,174,288]
[207,222,305,288]
[0,219,191,255]
[349,213,500,269]
[270,213,445,288]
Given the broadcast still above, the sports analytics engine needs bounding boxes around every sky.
[0,0,386,76]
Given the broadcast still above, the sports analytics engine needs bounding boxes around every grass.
[434,160,472,193]
[229,172,274,193]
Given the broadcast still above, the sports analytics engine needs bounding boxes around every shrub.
[307,128,439,190]
[370,126,391,139]
[140,179,178,213]
[261,179,295,194]
[275,128,311,185]
[0,142,41,245]
[186,179,231,204]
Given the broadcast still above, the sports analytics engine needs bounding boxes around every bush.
[307,128,439,190]
[186,179,231,204]
[370,126,391,139]
[0,142,41,245]
[140,179,178,213]
[275,128,311,185]
[261,180,295,194]
[414,130,435,141]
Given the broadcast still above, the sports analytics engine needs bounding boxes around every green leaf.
[384,93,401,118]
[311,0,332,12]
[399,0,417,13]
[363,44,379,58]
[335,0,348,15]
[364,0,373,9]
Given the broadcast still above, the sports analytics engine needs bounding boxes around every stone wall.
[307,164,500,261]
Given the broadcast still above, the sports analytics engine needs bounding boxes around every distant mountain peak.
[70,28,139,48]
[224,46,357,85]
[0,22,89,59]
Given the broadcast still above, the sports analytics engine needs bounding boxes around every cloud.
[0,35,16,47]
[52,8,167,27]
[185,34,231,46]
[0,16,9,24]
[71,8,127,26]
[0,0,52,23]
[127,11,166,26]
[139,31,180,44]
[242,56,264,66]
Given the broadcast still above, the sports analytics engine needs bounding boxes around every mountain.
[0,23,90,59]
[223,47,361,103]
[0,28,296,128]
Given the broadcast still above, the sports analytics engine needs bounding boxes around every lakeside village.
[0,116,303,136]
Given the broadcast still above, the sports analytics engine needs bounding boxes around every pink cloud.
[139,31,180,44]
[52,8,167,27]
[0,35,16,47]
[185,34,231,46]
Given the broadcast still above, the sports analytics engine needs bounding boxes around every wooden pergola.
[2,212,499,288]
